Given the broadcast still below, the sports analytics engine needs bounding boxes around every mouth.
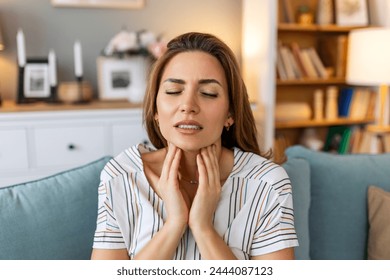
[176,124,202,130]
[174,121,203,131]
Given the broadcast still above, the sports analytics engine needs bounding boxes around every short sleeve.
[92,179,127,250]
[250,167,299,256]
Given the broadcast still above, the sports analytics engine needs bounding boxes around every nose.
[179,92,199,114]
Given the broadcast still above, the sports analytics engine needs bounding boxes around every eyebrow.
[163,78,222,86]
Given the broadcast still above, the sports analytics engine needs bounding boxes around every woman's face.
[155,51,233,152]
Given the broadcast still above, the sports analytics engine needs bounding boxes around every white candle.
[16,29,26,67]
[48,50,57,87]
[73,40,83,77]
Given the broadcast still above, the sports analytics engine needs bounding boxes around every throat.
[179,176,198,185]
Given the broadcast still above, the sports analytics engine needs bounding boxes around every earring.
[225,123,231,131]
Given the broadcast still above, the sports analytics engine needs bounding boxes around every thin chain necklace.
[179,176,198,185]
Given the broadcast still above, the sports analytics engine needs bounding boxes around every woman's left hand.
[189,145,221,232]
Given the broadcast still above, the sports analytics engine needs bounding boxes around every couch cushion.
[286,145,390,260]
[367,186,390,260]
[282,158,311,260]
[0,156,111,260]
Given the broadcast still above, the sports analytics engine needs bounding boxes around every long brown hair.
[143,32,268,157]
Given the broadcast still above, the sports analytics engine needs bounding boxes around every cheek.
[156,94,171,119]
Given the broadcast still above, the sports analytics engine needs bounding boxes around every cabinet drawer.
[0,129,29,170]
[33,126,106,167]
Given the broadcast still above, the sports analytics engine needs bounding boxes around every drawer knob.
[68,144,76,150]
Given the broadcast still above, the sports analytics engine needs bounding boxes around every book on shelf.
[299,48,319,79]
[338,87,354,117]
[349,88,375,120]
[277,42,330,81]
[280,0,294,23]
[276,43,288,80]
[384,134,390,153]
[357,130,386,154]
[349,126,364,154]
[337,87,376,119]
[307,47,329,79]
[323,125,352,154]
[358,131,390,154]
[291,42,309,78]
[318,35,348,78]
[287,46,304,79]
[280,45,297,80]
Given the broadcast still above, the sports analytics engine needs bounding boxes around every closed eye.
[165,90,182,95]
[201,92,218,98]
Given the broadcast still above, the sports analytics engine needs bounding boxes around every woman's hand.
[188,145,237,259]
[154,143,189,230]
[189,145,222,232]
[131,143,189,259]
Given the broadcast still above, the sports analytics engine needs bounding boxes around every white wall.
[0,0,242,101]
[242,0,277,151]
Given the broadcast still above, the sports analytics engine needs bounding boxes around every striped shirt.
[92,144,298,259]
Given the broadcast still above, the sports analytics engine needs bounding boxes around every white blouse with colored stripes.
[92,144,298,259]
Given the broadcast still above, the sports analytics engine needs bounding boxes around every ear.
[225,114,234,127]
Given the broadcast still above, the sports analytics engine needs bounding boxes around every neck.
[179,150,200,182]
[179,144,223,182]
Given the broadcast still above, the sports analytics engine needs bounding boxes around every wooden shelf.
[277,78,346,86]
[278,23,369,33]
[0,100,141,113]
[275,118,375,129]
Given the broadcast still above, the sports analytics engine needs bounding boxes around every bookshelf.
[273,0,375,163]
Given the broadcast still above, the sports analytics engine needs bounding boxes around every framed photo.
[97,56,149,103]
[335,0,369,26]
[17,58,55,103]
[51,0,144,9]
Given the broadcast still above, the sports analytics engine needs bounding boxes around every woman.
[91,32,298,260]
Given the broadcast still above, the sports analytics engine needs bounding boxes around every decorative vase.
[325,86,338,120]
[317,0,334,25]
[126,55,151,104]
[313,89,324,120]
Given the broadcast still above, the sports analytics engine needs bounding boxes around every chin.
[173,143,202,153]
[171,140,218,153]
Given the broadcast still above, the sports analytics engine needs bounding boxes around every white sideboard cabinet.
[0,102,149,187]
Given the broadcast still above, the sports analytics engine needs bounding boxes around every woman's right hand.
[130,143,188,259]
[156,143,189,230]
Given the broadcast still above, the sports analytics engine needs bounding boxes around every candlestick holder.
[73,76,89,104]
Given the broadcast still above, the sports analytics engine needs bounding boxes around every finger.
[160,143,176,180]
[169,147,181,183]
[209,145,219,172]
[211,145,221,183]
[200,147,218,186]
[196,153,207,188]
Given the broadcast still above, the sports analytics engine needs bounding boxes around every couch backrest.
[284,146,390,260]
[282,157,311,260]
[0,156,111,260]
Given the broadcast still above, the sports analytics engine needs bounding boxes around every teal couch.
[283,146,390,260]
[0,157,111,260]
[2,145,389,260]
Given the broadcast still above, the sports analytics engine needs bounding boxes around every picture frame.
[51,0,145,9]
[17,58,56,104]
[96,56,150,103]
[335,0,369,26]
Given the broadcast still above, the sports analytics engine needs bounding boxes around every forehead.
[161,51,227,84]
